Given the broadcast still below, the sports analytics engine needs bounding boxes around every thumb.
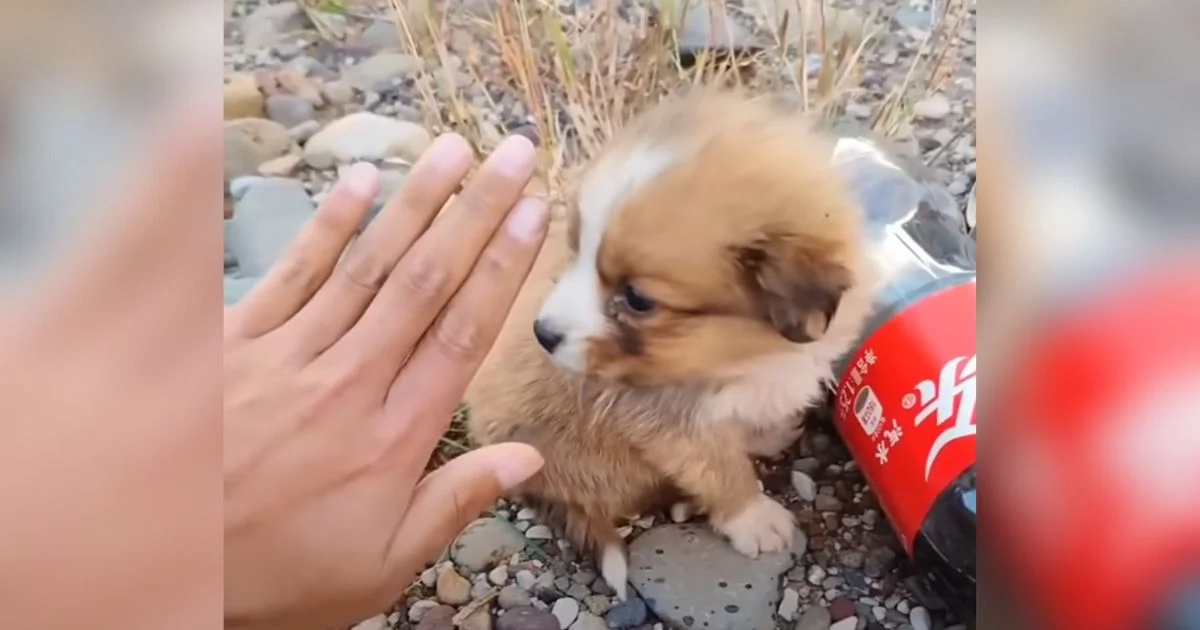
[387,442,543,580]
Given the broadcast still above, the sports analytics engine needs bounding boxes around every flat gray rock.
[628,524,803,630]
[451,518,529,573]
[342,53,423,93]
[224,178,315,278]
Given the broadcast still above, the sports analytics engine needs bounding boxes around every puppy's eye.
[619,281,655,314]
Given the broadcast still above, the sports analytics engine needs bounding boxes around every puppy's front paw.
[712,494,796,558]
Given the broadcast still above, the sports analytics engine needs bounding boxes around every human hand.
[223,134,548,629]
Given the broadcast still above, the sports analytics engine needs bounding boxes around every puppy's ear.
[734,235,853,343]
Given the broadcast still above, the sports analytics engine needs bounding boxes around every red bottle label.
[832,281,976,554]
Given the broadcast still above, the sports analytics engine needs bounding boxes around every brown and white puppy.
[465,88,877,598]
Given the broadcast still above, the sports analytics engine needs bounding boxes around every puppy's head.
[534,89,870,387]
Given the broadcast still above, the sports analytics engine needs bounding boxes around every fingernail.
[492,444,545,490]
[424,133,475,169]
[343,161,379,198]
[505,197,549,243]
[488,135,537,178]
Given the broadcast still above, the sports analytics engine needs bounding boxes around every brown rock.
[257,153,303,177]
[224,74,264,120]
[436,567,471,606]
[256,69,325,108]
[224,118,295,180]
[415,605,456,630]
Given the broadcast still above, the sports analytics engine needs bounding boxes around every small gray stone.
[814,495,843,513]
[362,19,403,52]
[872,606,886,622]
[516,521,531,533]
[343,53,423,93]
[501,584,534,610]
[225,118,295,180]
[351,614,388,630]
[947,176,970,196]
[791,471,818,502]
[552,598,581,628]
[460,606,493,630]
[792,458,821,476]
[526,525,554,540]
[777,588,800,621]
[517,507,539,521]
[452,518,529,573]
[415,606,456,630]
[497,607,559,630]
[321,80,356,107]
[893,6,933,31]
[568,612,607,630]
[880,49,900,65]
[908,607,932,630]
[289,120,322,144]
[604,593,647,628]
[572,570,597,586]
[409,600,441,623]
[421,567,439,588]
[795,606,832,630]
[472,577,495,599]
[583,595,611,616]
[914,95,951,121]
[837,551,865,570]
[845,102,872,120]
[265,95,316,129]
[628,524,801,630]
[242,2,309,50]
[863,548,896,579]
[897,600,910,615]
[566,583,591,601]
[225,178,315,277]
[653,0,758,54]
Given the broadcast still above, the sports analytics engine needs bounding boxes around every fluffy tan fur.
[465,87,878,597]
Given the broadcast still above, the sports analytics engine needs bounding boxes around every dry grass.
[375,0,968,206]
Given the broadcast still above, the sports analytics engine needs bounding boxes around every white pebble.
[830,618,858,630]
[897,600,910,614]
[516,570,537,590]
[873,605,887,621]
[617,525,634,539]
[517,507,538,520]
[910,606,933,630]
[387,611,400,625]
[807,564,827,586]
[526,524,554,540]
[489,565,510,586]
[791,470,817,502]
[777,588,800,621]
[420,567,437,588]
[914,94,951,120]
[552,597,581,629]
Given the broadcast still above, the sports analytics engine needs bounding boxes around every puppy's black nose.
[533,319,564,353]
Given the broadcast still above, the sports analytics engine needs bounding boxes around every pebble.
[497,607,560,630]
[914,94,951,120]
[807,565,827,586]
[567,612,607,630]
[361,19,403,52]
[872,606,887,622]
[777,588,800,621]
[321,80,356,107]
[566,583,591,601]
[224,74,265,120]
[571,570,597,586]
[409,599,441,622]
[837,550,865,570]
[225,178,315,277]
[224,118,296,180]
[421,567,439,588]
[792,457,821,476]
[451,518,529,573]
[460,607,493,630]
[829,597,856,621]
[909,607,932,630]
[500,584,534,610]
[266,95,316,128]
[582,595,611,616]
[796,605,833,630]
[526,525,554,540]
[604,594,648,628]
[897,600,910,615]
[517,507,538,520]
[343,53,423,93]
[490,565,511,586]
[304,112,432,168]
[515,521,531,532]
[846,102,873,120]
[555,576,572,592]
[472,577,495,599]
[436,567,471,605]
[552,597,581,628]
[415,605,456,630]
[947,176,970,196]
[628,524,798,630]
[863,548,897,579]
[828,618,857,630]
[791,471,818,502]
[814,495,843,512]
[242,1,310,50]
[289,120,322,143]
[350,614,388,630]
[257,153,302,177]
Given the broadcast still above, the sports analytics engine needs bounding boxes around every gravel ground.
[223,0,976,628]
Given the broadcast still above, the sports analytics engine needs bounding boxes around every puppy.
[465,87,877,598]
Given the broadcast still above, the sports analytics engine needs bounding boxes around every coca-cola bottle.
[826,134,978,625]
